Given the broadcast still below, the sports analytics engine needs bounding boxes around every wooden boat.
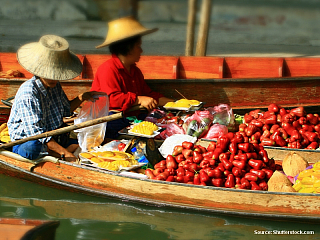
[0,217,59,240]
[0,149,319,222]
[1,53,320,221]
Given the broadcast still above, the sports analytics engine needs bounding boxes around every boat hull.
[0,218,59,240]
[0,154,319,222]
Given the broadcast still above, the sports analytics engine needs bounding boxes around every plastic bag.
[183,110,213,138]
[144,109,167,124]
[157,123,185,140]
[203,124,228,140]
[74,95,109,152]
[159,134,197,158]
[207,104,236,131]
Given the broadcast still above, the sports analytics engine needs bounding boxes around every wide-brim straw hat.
[96,16,158,49]
[17,35,83,80]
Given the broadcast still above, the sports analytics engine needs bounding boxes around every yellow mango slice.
[301,176,314,185]
[293,181,303,192]
[299,187,315,193]
[314,180,320,188]
[297,169,314,180]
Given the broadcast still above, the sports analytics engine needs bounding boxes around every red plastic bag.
[203,124,228,140]
[157,123,185,140]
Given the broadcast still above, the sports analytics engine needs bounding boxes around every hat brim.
[17,42,83,80]
[95,28,158,49]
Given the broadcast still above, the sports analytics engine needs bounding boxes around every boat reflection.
[0,174,318,240]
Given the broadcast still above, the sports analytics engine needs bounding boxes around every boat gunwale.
[2,76,320,83]
[1,155,320,223]
[0,155,318,198]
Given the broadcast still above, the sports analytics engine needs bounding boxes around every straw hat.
[96,16,158,49]
[17,35,83,80]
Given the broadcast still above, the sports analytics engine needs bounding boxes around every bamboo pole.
[195,0,212,56]
[0,112,124,149]
[185,0,197,56]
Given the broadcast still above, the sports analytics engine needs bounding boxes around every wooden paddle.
[0,105,144,150]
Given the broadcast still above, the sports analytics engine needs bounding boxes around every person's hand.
[63,151,77,162]
[137,96,158,112]
[79,91,107,102]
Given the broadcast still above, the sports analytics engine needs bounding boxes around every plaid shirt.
[8,76,71,144]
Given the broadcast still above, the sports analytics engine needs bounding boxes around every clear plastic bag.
[74,95,109,152]
[207,104,235,126]
[183,110,213,138]
[207,104,236,131]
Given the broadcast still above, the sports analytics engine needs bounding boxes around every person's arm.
[69,91,107,112]
[46,138,76,162]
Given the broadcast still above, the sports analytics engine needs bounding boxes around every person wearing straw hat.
[91,16,174,139]
[7,35,105,161]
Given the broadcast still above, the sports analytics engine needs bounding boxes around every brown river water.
[0,174,318,240]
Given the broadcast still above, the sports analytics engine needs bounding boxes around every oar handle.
[0,105,147,149]
[0,112,124,149]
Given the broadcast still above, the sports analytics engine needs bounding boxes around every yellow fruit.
[299,187,315,193]
[301,176,315,185]
[0,135,10,143]
[139,121,158,131]
[293,180,303,192]
[314,180,320,188]
[80,152,94,159]
[313,161,320,171]
[98,161,111,169]
[99,151,115,158]
[90,157,104,163]
[174,102,191,108]
[164,102,175,107]
[297,169,314,180]
[0,123,7,133]
[131,125,154,135]
[189,100,201,105]
[176,99,190,104]
[90,152,103,156]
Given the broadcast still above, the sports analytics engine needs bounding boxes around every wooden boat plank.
[284,57,320,77]
[178,56,223,79]
[137,56,179,79]
[0,154,320,221]
[264,146,320,164]
[0,53,32,78]
[146,77,320,109]
[223,57,284,78]
[2,52,320,81]
[81,54,111,79]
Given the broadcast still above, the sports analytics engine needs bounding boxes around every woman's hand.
[79,91,107,102]
[137,96,158,112]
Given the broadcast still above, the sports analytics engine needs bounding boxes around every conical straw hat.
[96,16,158,49]
[17,35,83,80]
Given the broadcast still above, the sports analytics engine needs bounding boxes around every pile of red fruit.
[241,104,320,149]
[145,136,281,190]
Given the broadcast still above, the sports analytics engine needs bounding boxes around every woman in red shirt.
[91,16,173,138]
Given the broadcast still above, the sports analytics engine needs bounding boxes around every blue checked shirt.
[8,76,72,144]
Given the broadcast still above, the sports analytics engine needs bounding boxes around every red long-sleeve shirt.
[91,54,164,113]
